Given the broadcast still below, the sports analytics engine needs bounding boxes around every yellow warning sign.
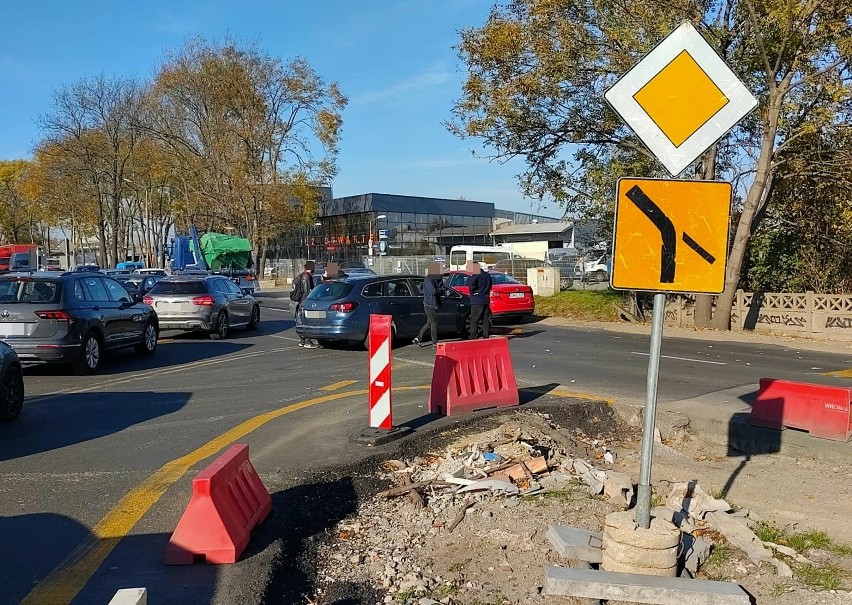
[611,178,731,293]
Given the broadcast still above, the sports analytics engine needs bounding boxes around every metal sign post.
[634,292,665,528]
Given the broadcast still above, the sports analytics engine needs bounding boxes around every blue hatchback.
[295,274,470,347]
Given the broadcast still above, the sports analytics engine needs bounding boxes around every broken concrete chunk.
[666,482,731,518]
[456,478,519,495]
[679,533,714,574]
[603,472,634,509]
[546,525,603,563]
[651,506,696,534]
[573,459,606,495]
[705,511,793,577]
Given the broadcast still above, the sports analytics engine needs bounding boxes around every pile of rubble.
[308,412,850,604]
[309,413,636,603]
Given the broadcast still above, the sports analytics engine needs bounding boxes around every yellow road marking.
[22,385,429,605]
[822,368,852,378]
[549,388,614,404]
[320,380,359,391]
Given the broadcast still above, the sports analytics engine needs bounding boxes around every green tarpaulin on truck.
[199,232,253,270]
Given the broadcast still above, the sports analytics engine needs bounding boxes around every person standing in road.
[413,263,449,348]
[466,262,492,339]
[292,260,320,348]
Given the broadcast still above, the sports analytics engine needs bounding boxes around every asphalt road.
[1,295,850,605]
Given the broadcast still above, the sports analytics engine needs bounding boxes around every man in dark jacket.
[294,260,319,348]
[413,268,450,348]
[466,262,493,339]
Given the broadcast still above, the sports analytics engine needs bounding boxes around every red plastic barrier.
[164,444,271,564]
[429,337,519,416]
[750,378,852,442]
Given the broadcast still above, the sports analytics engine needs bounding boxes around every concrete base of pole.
[602,511,679,577]
[349,426,412,446]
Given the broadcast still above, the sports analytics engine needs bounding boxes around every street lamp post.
[368,214,387,257]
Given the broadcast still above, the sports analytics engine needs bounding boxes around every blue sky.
[0,0,562,217]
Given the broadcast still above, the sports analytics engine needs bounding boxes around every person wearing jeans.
[466,263,492,339]
[413,271,449,348]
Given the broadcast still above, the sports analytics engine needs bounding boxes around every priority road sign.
[604,22,757,177]
[611,178,731,293]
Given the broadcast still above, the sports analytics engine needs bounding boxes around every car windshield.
[0,278,62,303]
[148,280,207,295]
[491,273,521,285]
[306,282,353,300]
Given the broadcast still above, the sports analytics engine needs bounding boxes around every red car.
[442,270,535,321]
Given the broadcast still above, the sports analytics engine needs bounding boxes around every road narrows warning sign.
[611,178,732,293]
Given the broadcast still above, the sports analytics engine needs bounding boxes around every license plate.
[0,322,28,335]
[304,310,326,319]
[509,292,524,299]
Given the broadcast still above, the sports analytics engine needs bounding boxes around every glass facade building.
[316,193,496,262]
[269,192,561,263]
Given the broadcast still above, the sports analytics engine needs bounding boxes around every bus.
[448,245,519,271]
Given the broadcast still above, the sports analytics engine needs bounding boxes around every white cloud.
[352,65,453,105]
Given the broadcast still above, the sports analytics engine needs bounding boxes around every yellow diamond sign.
[605,22,757,176]
[633,51,729,147]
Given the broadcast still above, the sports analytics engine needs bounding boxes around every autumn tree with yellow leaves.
[450,0,852,328]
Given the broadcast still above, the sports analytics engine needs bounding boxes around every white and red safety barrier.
[368,314,393,429]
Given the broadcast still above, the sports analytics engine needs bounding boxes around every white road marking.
[631,352,727,365]
[265,306,292,312]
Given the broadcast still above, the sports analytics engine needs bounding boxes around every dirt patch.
[257,402,851,604]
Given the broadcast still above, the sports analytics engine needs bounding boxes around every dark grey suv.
[0,272,159,375]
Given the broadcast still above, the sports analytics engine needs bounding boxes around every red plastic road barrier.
[369,314,393,429]
[164,444,271,564]
[750,378,852,442]
[429,336,519,416]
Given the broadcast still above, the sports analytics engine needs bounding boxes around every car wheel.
[362,324,397,350]
[247,305,260,331]
[72,332,102,375]
[457,313,471,339]
[0,364,25,422]
[560,277,573,290]
[135,321,159,356]
[210,312,229,340]
[594,270,607,282]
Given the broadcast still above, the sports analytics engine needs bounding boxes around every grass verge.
[534,290,624,322]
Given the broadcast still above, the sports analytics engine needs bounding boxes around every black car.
[0,341,24,421]
[115,274,163,297]
[0,272,159,375]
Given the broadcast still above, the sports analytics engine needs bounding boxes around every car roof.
[161,274,213,281]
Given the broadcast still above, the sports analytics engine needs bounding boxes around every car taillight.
[246,274,255,281]
[35,310,72,321]
[192,295,215,306]
[329,301,358,312]
[142,296,153,305]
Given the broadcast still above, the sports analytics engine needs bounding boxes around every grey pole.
[635,292,666,529]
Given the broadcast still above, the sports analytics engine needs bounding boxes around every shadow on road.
[722,390,781,497]
[0,391,191,461]
[519,382,560,404]
[0,512,92,605]
[258,477,376,605]
[22,341,251,376]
